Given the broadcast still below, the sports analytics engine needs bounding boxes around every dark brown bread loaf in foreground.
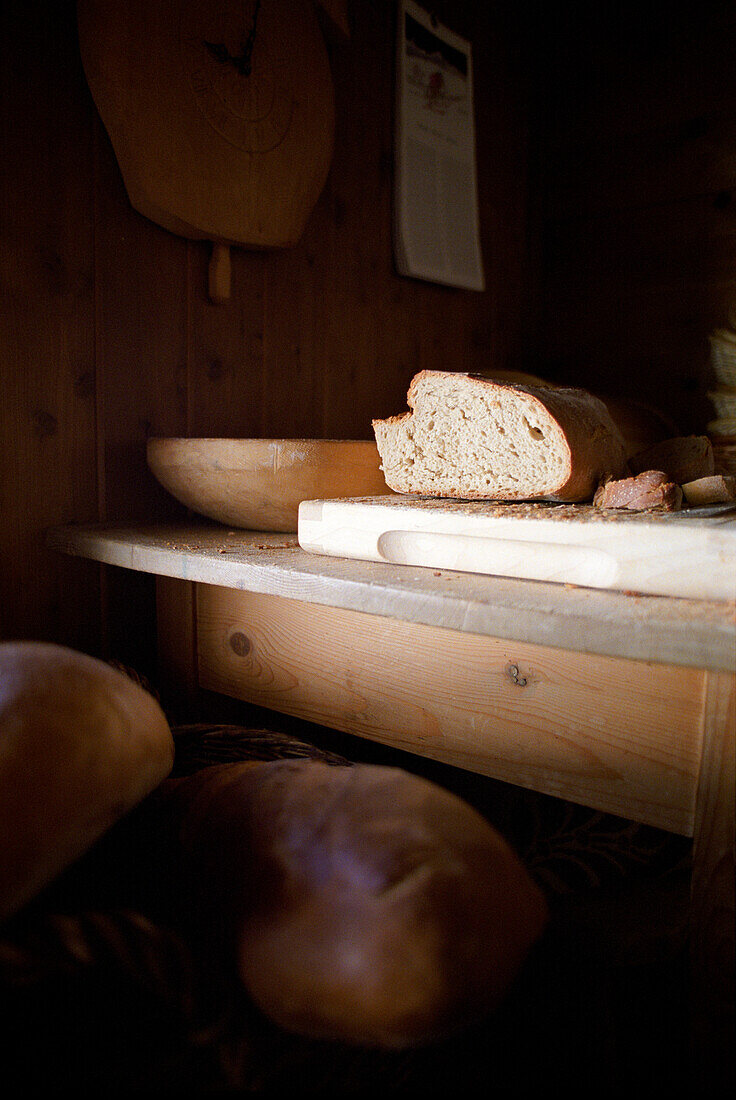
[161,758,549,1049]
[0,641,174,922]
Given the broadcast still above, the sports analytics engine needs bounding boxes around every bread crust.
[373,371,628,502]
[681,473,736,505]
[629,434,714,484]
[593,470,683,511]
[0,642,174,920]
[161,758,548,1049]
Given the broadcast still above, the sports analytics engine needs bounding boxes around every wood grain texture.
[146,438,390,531]
[2,1,518,658]
[689,670,735,1089]
[77,0,335,249]
[155,576,201,724]
[298,495,736,601]
[92,98,189,671]
[0,1,100,650]
[45,522,736,673]
[186,243,266,438]
[195,584,706,833]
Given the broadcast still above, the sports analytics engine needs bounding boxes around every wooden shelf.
[47,521,735,672]
[47,518,734,1073]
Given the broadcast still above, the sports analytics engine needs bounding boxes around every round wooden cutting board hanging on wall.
[77,0,336,295]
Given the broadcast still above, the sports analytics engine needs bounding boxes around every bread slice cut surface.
[372,371,627,502]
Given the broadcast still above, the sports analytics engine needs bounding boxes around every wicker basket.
[708,387,736,419]
[711,438,736,476]
[709,330,736,388]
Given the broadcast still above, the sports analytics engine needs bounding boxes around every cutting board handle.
[208,243,231,304]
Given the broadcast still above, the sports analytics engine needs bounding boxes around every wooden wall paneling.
[261,209,332,439]
[544,196,736,289]
[542,113,736,222]
[259,0,411,442]
[186,242,267,439]
[537,1,736,148]
[319,0,419,437]
[400,1,530,382]
[541,193,736,312]
[0,1,100,651]
[468,2,530,376]
[92,112,190,670]
[406,1,530,380]
[93,122,189,522]
[530,0,736,431]
[254,6,361,439]
[537,230,736,430]
[0,0,535,658]
[315,0,532,439]
[534,282,730,434]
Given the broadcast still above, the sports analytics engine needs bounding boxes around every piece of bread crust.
[373,371,628,502]
[593,470,683,511]
[629,435,714,484]
[681,473,736,505]
[0,642,174,921]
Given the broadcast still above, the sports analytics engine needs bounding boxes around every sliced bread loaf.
[373,371,628,502]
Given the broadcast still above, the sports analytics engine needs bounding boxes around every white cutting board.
[298,494,736,600]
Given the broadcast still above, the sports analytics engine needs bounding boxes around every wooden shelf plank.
[196,583,706,834]
[47,523,736,672]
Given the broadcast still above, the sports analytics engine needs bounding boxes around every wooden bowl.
[147,438,391,532]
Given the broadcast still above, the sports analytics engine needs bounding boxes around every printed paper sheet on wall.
[393,0,485,291]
